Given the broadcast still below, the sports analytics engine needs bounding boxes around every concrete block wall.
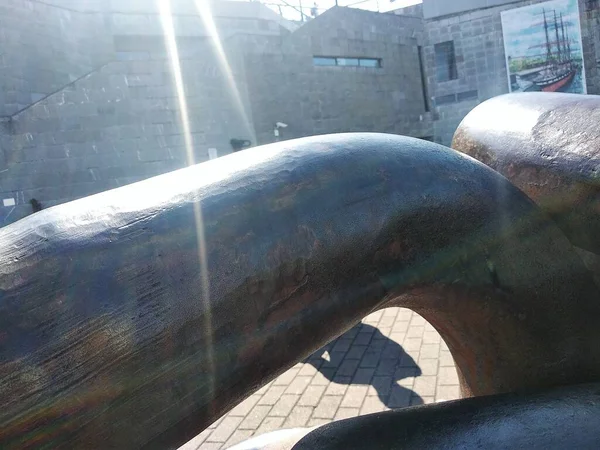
[8,0,598,225]
[244,7,433,145]
[0,0,112,117]
[424,0,600,146]
[580,0,600,91]
[0,1,259,226]
[0,39,254,224]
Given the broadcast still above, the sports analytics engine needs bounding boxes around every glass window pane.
[313,57,336,66]
[359,58,380,67]
[337,58,359,66]
[434,41,457,82]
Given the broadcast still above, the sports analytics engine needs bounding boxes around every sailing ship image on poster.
[501,0,586,94]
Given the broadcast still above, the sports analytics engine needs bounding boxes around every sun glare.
[158,0,215,400]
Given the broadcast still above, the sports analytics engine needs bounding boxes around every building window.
[434,41,457,82]
[313,57,382,68]
[313,57,337,66]
[359,58,380,67]
[337,57,360,66]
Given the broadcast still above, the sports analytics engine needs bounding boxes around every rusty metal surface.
[452,92,600,254]
[1,133,599,449]
[244,383,600,450]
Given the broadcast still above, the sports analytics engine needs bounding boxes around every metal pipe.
[1,133,598,449]
[246,383,600,449]
[452,92,600,254]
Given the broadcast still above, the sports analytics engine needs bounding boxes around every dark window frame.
[417,45,430,112]
[434,41,458,82]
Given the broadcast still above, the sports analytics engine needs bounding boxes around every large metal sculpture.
[2,97,600,449]
[452,92,600,283]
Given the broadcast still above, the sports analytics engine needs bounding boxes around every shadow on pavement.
[305,322,423,409]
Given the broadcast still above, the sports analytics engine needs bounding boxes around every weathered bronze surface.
[232,383,600,449]
[1,133,599,449]
[452,92,600,254]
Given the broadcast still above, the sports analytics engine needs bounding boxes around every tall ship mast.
[531,8,576,92]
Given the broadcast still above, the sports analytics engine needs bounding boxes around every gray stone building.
[244,6,432,145]
[1,0,599,226]
[422,0,600,144]
[0,0,431,225]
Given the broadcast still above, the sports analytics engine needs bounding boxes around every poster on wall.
[501,0,586,94]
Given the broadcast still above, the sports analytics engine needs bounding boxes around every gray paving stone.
[413,376,437,397]
[354,332,374,346]
[283,406,313,428]
[360,396,386,415]
[336,359,360,376]
[298,385,327,407]
[239,405,272,430]
[270,395,300,417]
[255,417,285,435]
[388,385,412,408]
[332,338,354,352]
[340,385,368,408]
[311,368,336,385]
[183,308,461,449]
[403,337,422,352]
[406,326,425,338]
[419,358,438,376]
[324,378,350,396]
[345,345,368,360]
[307,418,330,427]
[258,385,287,406]
[353,367,375,384]
[198,443,221,449]
[207,416,243,444]
[228,395,260,417]
[436,385,460,402]
[392,321,410,333]
[438,366,459,385]
[439,350,455,367]
[334,407,360,420]
[368,376,393,397]
[273,368,300,386]
[284,376,312,395]
[224,429,254,449]
[389,332,406,344]
[375,358,398,376]
[359,351,381,368]
[313,395,343,419]
[420,343,440,359]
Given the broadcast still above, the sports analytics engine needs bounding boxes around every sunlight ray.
[157,0,214,400]
[194,0,255,141]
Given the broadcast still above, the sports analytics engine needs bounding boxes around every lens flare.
[194,0,255,141]
[157,0,214,399]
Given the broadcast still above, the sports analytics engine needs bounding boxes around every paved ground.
[181,307,460,450]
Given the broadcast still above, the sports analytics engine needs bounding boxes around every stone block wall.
[0,0,112,117]
[244,7,433,145]
[1,1,433,226]
[424,0,600,146]
[0,1,257,225]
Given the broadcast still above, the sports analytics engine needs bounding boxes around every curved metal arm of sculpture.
[230,382,600,450]
[452,92,600,255]
[1,134,598,449]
